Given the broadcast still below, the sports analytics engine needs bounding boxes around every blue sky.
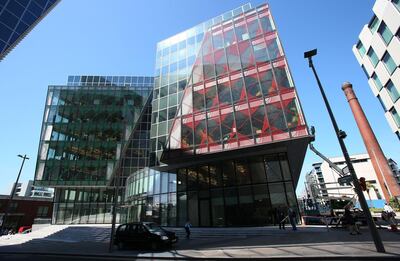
[0,0,398,195]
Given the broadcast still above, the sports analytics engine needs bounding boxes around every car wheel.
[117,242,125,250]
[151,241,158,251]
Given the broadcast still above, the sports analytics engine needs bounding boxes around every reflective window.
[266,102,287,135]
[251,105,269,138]
[386,80,400,102]
[221,112,236,144]
[368,15,379,33]
[367,47,379,67]
[223,160,236,186]
[266,38,280,60]
[203,53,215,80]
[377,22,393,45]
[274,66,292,89]
[231,78,246,102]
[393,0,400,12]
[259,69,275,96]
[390,108,400,127]
[372,73,383,91]
[265,157,282,182]
[193,88,205,111]
[247,16,261,39]
[217,81,232,106]
[236,160,251,185]
[205,85,218,109]
[207,116,221,145]
[187,168,198,190]
[239,40,255,69]
[235,20,249,41]
[211,189,224,226]
[244,73,262,99]
[212,31,224,50]
[253,42,268,64]
[382,51,397,75]
[235,109,253,138]
[209,164,223,187]
[224,27,236,47]
[214,49,228,76]
[250,157,267,183]
[259,15,273,33]
[269,183,287,208]
[226,44,241,72]
[194,118,207,148]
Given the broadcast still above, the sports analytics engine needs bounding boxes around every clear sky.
[0,0,398,196]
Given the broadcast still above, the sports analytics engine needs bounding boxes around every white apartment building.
[353,0,400,140]
[9,180,54,198]
[305,154,393,208]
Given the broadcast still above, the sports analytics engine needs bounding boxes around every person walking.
[278,208,286,229]
[383,202,397,229]
[288,207,297,231]
[184,220,192,239]
[344,204,360,235]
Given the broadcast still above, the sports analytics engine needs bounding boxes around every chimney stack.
[342,82,400,201]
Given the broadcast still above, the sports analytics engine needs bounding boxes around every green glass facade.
[34,76,153,224]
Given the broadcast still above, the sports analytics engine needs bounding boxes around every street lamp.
[0,154,29,233]
[304,49,385,253]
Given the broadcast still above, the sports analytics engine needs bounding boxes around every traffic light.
[359,177,367,191]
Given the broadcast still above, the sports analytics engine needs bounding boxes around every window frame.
[382,51,397,75]
[377,21,393,45]
[367,47,379,67]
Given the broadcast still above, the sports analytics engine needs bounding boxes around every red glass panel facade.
[165,4,308,158]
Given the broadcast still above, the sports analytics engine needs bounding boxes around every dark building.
[0,0,60,61]
[0,195,53,231]
[34,76,153,224]
[124,3,311,227]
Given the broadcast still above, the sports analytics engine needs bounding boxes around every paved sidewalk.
[0,226,399,259]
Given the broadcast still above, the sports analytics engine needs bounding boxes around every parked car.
[114,222,178,250]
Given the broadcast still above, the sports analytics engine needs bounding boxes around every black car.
[114,222,178,250]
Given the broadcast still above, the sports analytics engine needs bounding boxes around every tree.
[365,181,374,208]
[389,197,400,211]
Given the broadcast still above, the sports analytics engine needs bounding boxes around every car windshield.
[144,223,163,232]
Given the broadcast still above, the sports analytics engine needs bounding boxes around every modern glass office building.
[34,76,153,224]
[125,3,311,227]
[0,0,60,61]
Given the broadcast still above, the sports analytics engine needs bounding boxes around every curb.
[1,252,400,260]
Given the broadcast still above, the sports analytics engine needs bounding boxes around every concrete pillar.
[342,82,400,201]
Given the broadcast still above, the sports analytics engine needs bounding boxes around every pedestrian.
[184,220,192,239]
[278,208,286,230]
[288,207,297,231]
[344,204,360,235]
[383,202,396,225]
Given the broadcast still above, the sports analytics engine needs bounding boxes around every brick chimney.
[342,82,400,201]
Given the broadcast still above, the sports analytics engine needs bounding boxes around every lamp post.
[304,49,385,253]
[108,168,121,252]
[0,154,29,233]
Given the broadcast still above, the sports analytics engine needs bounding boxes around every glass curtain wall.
[125,153,298,227]
[151,4,253,165]
[164,3,308,160]
[35,76,154,224]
